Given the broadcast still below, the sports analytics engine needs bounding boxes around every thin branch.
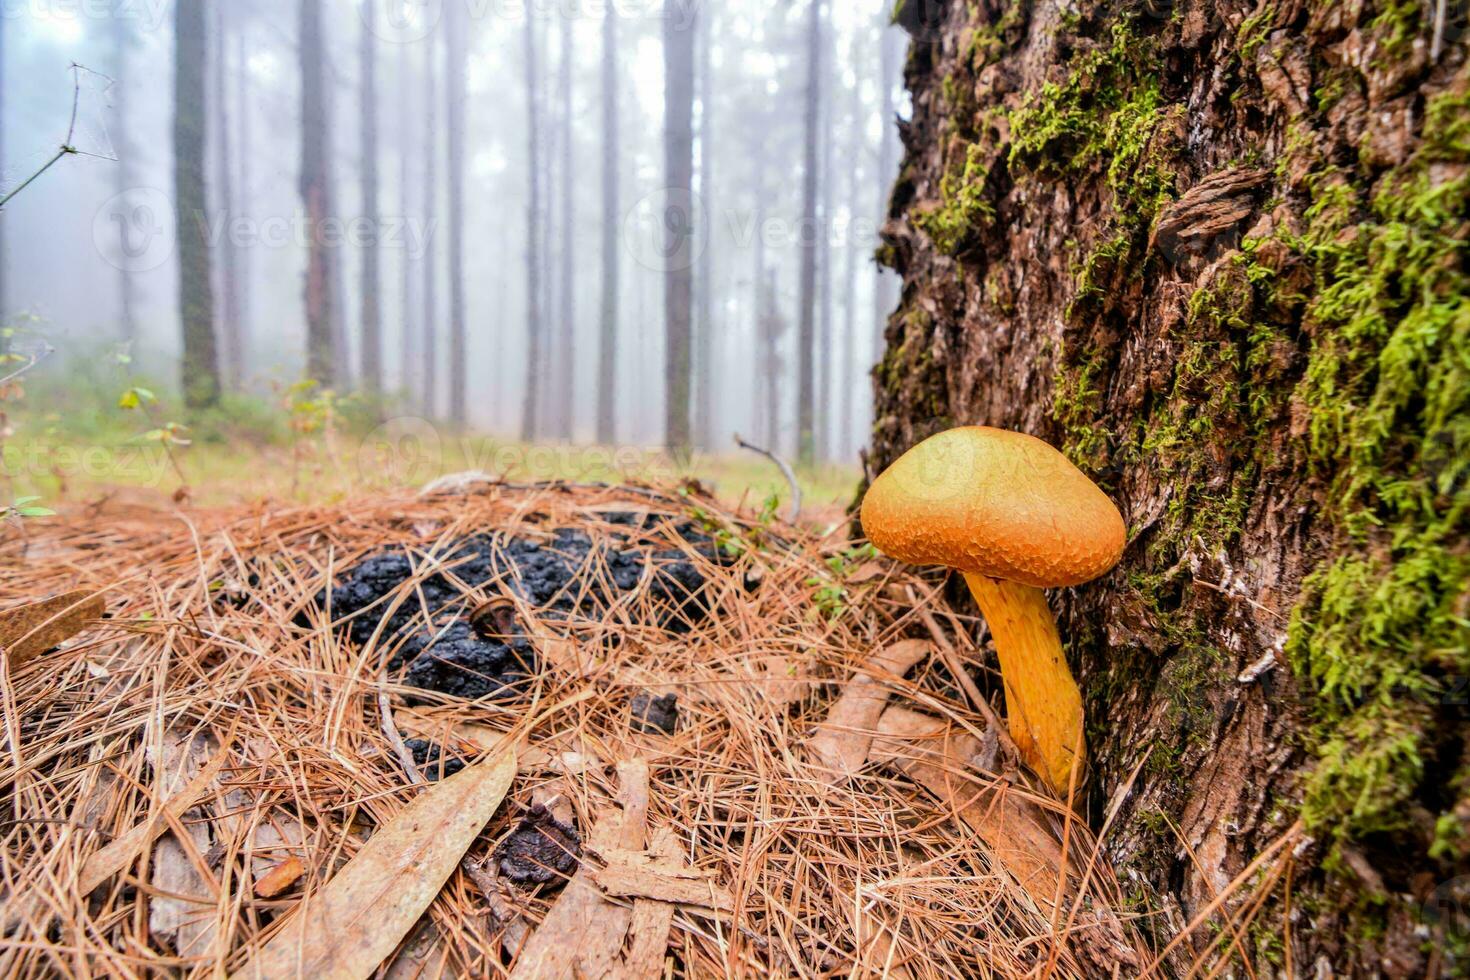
[734,433,802,523]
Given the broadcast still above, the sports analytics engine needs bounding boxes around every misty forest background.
[0,0,909,482]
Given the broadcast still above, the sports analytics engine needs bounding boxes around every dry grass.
[0,481,1296,977]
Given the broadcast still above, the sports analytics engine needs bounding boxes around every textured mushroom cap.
[860,426,1126,588]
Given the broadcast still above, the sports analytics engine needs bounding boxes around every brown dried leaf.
[0,590,105,667]
[226,747,516,980]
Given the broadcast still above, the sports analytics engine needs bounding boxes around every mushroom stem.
[962,573,1085,796]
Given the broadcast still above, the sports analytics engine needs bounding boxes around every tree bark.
[298,0,335,388]
[520,10,543,442]
[795,0,824,465]
[871,1,1470,972]
[420,31,438,415]
[596,3,619,446]
[175,0,219,409]
[359,0,383,401]
[662,0,696,460]
[445,1,467,425]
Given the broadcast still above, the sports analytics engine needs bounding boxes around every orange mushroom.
[860,426,1125,796]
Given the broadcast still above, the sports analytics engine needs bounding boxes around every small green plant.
[117,384,191,498]
[4,496,55,520]
[805,543,882,620]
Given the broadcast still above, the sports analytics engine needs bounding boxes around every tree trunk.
[520,10,543,443]
[596,3,619,446]
[760,268,782,453]
[111,13,138,343]
[359,0,383,401]
[871,16,902,361]
[397,30,416,399]
[445,2,467,426]
[795,0,823,465]
[420,32,438,415]
[298,0,335,387]
[234,25,251,370]
[212,2,242,389]
[554,12,575,442]
[838,45,861,464]
[693,8,714,451]
[871,1,1470,972]
[0,13,6,324]
[815,9,834,463]
[662,0,695,460]
[175,0,219,409]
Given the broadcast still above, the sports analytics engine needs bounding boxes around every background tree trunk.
[175,0,219,408]
[111,13,138,343]
[520,11,543,442]
[693,8,714,452]
[554,12,575,442]
[870,1,1470,971]
[397,30,416,400]
[212,2,241,389]
[871,14,902,361]
[234,25,251,371]
[815,8,834,463]
[596,4,619,446]
[445,2,467,426]
[298,0,335,388]
[0,13,6,325]
[360,0,383,401]
[795,0,823,465]
[662,1,695,460]
[420,32,438,415]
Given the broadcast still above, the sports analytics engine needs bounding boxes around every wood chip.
[149,730,221,959]
[0,590,105,667]
[593,851,732,912]
[227,747,516,980]
[252,856,304,898]
[617,828,684,979]
[809,640,932,779]
[508,760,649,979]
[77,734,233,896]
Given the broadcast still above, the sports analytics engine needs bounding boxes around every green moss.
[914,140,996,256]
[1283,83,1470,861]
[1007,17,1177,221]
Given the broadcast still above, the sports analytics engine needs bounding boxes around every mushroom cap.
[860,426,1126,588]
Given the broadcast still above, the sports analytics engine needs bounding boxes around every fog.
[0,0,908,462]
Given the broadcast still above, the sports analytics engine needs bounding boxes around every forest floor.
[0,476,1279,976]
